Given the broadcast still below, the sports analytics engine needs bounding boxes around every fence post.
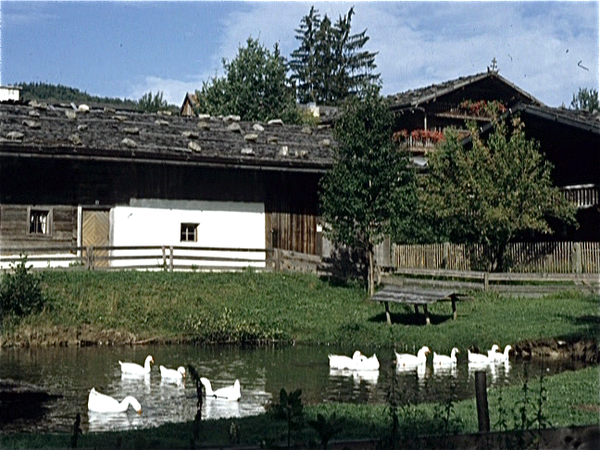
[475,371,490,433]
[572,243,582,274]
[87,246,94,271]
[169,246,174,272]
[483,272,489,291]
[162,246,166,269]
[442,242,450,269]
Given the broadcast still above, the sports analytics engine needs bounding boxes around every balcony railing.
[560,184,599,208]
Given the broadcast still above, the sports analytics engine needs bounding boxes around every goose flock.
[88,354,242,414]
[329,344,512,379]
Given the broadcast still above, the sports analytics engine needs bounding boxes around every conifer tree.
[290,6,380,105]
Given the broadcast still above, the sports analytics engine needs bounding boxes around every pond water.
[0,344,588,433]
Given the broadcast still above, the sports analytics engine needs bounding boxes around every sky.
[1,1,598,108]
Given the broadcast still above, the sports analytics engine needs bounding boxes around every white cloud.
[140,1,599,107]
[128,75,205,106]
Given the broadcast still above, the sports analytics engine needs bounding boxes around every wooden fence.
[0,245,270,272]
[393,242,600,274]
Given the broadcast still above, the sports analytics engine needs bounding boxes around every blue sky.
[1,1,598,107]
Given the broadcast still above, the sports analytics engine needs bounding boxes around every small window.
[29,209,50,234]
[180,223,198,242]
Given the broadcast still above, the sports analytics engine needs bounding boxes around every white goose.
[328,350,380,371]
[395,346,430,368]
[119,355,154,375]
[159,365,186,381]
[467,349,490,365]
[433,348,460,366]
[88,388,142,414]
[488,345,512,363]
[200,377,241,401]
[328,350,362,370]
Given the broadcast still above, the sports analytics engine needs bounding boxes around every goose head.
[417,346,430,357]
[450,348,460,357]
[503,345,513,355]
[490,344,500,352]
[177,366,186,378]
[124,396,142,414]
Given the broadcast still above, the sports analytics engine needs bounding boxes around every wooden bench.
[371,285,458,325]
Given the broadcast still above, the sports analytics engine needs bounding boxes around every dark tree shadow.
[320,246,367,288]
[368,311,453,326]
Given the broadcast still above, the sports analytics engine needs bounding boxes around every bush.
[0,256,45,317]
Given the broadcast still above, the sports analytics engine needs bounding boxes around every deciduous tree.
[422,118,577,271]
[570,87,599,113]
[196,38,300,123]
[320,92,416,294]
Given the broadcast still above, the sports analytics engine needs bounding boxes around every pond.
[0,344,587,433]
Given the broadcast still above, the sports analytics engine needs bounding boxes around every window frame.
[180,222,199,243]
[27,207,53,237]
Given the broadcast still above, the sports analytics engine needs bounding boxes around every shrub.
[0,256,45,317]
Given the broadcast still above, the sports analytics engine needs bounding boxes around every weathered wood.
[394,241,600,274]
[475,371,490,433]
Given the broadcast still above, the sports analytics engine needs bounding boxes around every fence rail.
[393,241,600,274]
[0,245,271,272]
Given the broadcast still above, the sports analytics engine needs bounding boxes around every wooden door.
[82,209,110,267]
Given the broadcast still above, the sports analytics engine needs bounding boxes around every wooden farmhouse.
[388,70,600,242]
[0,101,335,269]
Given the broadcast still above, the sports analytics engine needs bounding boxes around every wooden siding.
[0,204,76,253]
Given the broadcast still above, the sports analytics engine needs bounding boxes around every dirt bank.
[0,324,195,347]
[514,337,599,364]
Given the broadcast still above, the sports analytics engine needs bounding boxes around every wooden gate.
[82,209,110,267]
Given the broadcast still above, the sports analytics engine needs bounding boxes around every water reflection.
[329,368,379,385]
[88,410,144,431]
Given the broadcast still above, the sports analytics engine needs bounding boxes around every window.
[180,223,198,242]
[29,209,51,235]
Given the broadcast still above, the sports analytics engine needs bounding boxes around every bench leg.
[385,302,392,326]
[414,304,419,315]
[452,297,457,320]
[424,304,431,325]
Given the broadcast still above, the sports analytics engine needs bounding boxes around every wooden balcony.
[560,184,599,208]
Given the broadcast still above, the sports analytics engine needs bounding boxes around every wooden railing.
[0,245,271,272]
[560,184,599,208]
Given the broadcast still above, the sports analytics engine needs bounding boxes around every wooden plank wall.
[393,242,600,273]
[0,204,77,253]
[267,210,317,255]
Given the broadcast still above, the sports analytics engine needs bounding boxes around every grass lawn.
[1,271,597,352]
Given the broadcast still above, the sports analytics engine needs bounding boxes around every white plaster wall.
[111,200,266,268]
[0,87,20,102]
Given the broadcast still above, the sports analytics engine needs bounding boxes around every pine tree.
[290,6,380,106]
[290,6,321,104]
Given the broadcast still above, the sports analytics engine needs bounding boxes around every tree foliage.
[290,6,380,105]
[422,118,577,271]
[570,87,599,113]
[137,91,169,113]
[17,81,138,109]
[320,91,416,294]
[195,38,300,123]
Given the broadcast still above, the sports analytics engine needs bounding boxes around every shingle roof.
[0,101,336,173]
[387,71,542,109]
[517,103,600,134]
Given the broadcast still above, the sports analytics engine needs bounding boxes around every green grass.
[1,271,597,352]
[1,365,597,449]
